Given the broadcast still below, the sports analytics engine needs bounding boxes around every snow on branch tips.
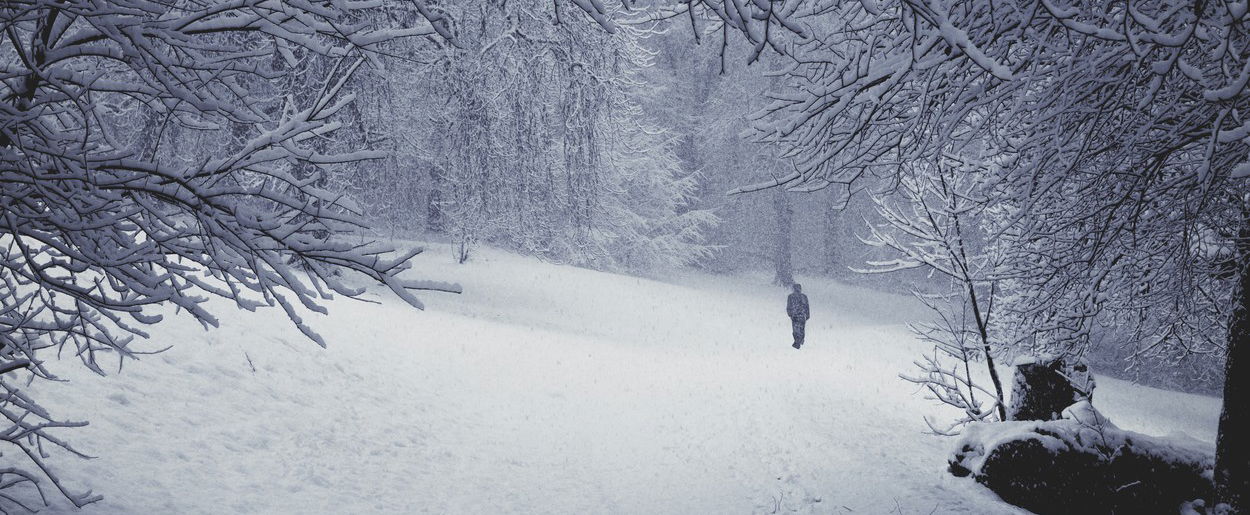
[860,161,1008,426]
[0,0,456,509]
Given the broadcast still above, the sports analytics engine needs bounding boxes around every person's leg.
[796,319,806,347]
[792,318,804,348]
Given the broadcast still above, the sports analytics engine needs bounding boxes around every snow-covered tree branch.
[1,0,457,508]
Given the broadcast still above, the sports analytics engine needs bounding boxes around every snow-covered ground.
[26,243,1221,514]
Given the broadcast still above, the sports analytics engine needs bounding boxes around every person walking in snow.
[786,283,810,349]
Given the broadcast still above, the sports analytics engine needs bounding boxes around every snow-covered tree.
[0,0,456,507]
[389,2,716,273]
[861,159,1007,428]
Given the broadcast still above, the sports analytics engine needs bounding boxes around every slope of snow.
[20,243,1220,514]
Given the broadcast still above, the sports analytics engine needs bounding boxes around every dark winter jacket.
[787,292,810,320]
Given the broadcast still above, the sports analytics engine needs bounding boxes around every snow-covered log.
[950,402,1214,514]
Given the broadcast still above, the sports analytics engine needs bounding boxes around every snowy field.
[28,243,1222,514]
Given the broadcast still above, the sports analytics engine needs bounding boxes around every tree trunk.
[427,166,446,233]
[950,202,1008,422]
[967,281,1008,421]
[823,189,839,275]
[774,188,794,287]
[1215,228,1250,511]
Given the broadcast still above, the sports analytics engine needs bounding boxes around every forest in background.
[300,2,1223,396]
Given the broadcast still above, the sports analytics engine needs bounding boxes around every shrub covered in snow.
[949,402,1214,514]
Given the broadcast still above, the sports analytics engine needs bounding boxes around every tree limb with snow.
[0,0,457,508]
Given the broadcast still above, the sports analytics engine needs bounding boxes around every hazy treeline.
[318,2,876,280]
